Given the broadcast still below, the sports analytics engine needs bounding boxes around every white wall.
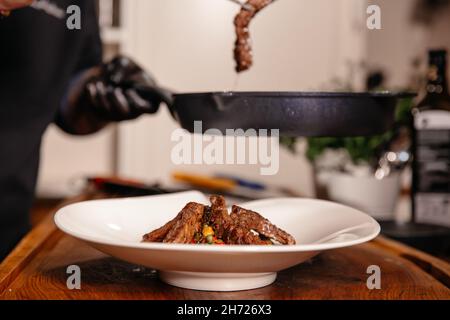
[366,0,450,89]
[365,0,424,88]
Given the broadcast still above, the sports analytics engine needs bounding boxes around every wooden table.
[1,194,450,300]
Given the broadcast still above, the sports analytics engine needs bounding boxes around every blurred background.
[34,0,450,229]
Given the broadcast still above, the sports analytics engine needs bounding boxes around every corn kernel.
[202,225,214,238]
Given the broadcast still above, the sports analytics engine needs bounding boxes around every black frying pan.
[170,92,415,137]
[139,88,415,137]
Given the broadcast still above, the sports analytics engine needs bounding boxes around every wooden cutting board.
[0,194,449,300]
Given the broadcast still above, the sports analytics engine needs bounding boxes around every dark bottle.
[412,49,450,227]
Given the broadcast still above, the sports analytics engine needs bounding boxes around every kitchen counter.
[1,193,449,300]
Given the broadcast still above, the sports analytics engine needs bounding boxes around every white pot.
[327,172,401,221]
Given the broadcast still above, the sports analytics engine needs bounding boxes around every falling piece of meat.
[231,205,296,245]
[234,0,274,72]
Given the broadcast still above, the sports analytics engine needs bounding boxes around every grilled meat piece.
[209,195,271,245]
[162,202,205,243]
[208,195,232,239]
[231,205,296,245]
[234,0,273,72]
[201,205,212,225]
[223,223,269,245]
[142,202,205,244]
[142,213,179,242]
[142,195,296,245]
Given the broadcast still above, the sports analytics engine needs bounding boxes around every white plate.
[54,191,380,291]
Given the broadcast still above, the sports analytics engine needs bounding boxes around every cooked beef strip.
[142,211,181,242]
[209,195,232,239]
[223,223,269,245]
[231,205,296,245]
[141,202,201,244]
[210,195,269,245]
[144,202,204,243]
[234,0,273,72]
[142,195,296,245]
[162,202,205,243]
[202,205,212,226]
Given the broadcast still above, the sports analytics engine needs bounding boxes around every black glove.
[57,55,173,135]
[85,55,173,121]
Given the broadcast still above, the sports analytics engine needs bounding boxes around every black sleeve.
[55,1,103,134]
[74,0,103,72]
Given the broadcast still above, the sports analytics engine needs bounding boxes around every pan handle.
[135,85,176,114]
[135,85,175,106]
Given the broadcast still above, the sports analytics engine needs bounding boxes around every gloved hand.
[85,55,173,121]
[58,55,173,135]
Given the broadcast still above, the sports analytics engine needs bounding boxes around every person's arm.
[0,0,32,10]
[55,0,172,135]
[0,0,32,16]
[56,56,173,135]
